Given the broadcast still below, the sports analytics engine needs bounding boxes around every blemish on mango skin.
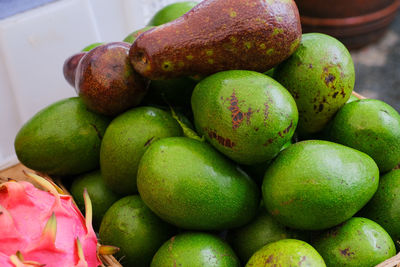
[325,73,336,86]
[340,248,355,257]
[206,128,235,148]
[266,255,274,263]
[263,102,270,125]
[271,209,280,215]
[263,137,276,146]
[228,90,252,130]
[282,120,293,134]
[298,256,307,265]
[281,198,295,206]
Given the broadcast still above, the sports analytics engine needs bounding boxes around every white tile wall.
[0,0,194,169]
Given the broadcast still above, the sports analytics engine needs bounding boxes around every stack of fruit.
[4,0,400,266]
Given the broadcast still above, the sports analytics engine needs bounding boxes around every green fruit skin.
[14,97,111,176]
[123,26,155,43]
[312,217,396,267]
[100,106,182,195]
[142,76,197,108]
[70,170,121,230]
[99,195,176,267]
[148,1,198,26]
[274,33,355,135]
[151,232,240,267]
[192,70,298,165]
[359,169,400,248]
[227,207,306,263]
[137,137,260,230]
[246,239,326,267]
[328,99,400,173]
[262,140,379,230]
[82,42,104,52]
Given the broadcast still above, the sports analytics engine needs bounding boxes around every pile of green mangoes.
[13,0,400,266]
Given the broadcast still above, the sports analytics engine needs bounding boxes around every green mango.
[328,99,400,173]
[100,106,182,195]
[14,97,111,176]
[137,137,260,230]
[151,232,240,267]
[274,33,355,136]
[192,70,298,165]
[359,169,400,248]
[227,206,307,263]
[148,1,198,26]
[246,239,326,267]
[312,217,396,267]
[70,170,121,230]
[81,42,104,52]
[99,195,176,267]
[262,140,379,230]
[123,26,155,44]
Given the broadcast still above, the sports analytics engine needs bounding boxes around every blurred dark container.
[296,0,400,49]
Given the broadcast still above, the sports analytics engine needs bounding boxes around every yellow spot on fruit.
[244,42,252,49]
[208,59,214,64]
[290,38,301,53]
[206,50,214,56]
[276,16,283,22]
[178,61,185,68]
[266,49,274,55]
[230,36,237,43]
[272,28,284,36]
[186,55,194,60]
[223,43,237,53]
[260,43,266,49]
[230,11,237,18]
[162,61,174,72]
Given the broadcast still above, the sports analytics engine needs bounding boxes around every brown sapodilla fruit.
[76,42,148,116]
[129,0,302,80]
[63,52,86,87]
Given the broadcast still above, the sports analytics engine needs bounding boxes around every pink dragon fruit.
[0,172,114,267]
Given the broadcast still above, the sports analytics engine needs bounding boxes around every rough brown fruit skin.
[63,52,86,87]
[76,42,148,116]
[130,0,302,80]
